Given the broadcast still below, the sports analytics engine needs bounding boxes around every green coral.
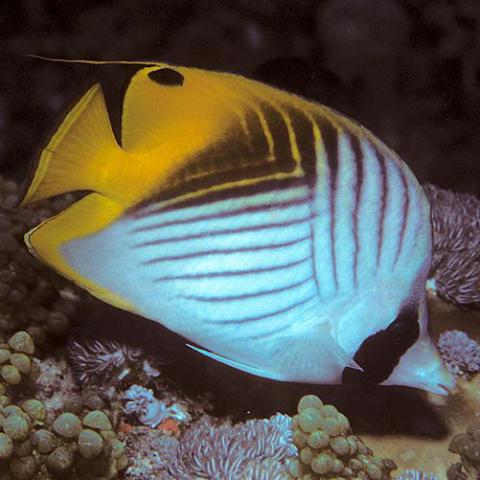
[290,395,397,480]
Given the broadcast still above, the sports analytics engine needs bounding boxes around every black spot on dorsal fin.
[342,302,420,385]
[148,68,184,86]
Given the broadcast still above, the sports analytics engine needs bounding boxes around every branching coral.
[290,395,397,479]
[424,184,480,309]
[169,413,295,479]
[437,330,480,377]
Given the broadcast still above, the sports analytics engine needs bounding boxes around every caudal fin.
[20,84,124,205]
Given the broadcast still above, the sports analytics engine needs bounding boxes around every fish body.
[21,62,454,394]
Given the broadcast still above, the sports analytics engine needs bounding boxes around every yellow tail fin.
[20,84,124,205]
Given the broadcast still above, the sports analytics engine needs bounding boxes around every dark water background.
[1,0,479,194]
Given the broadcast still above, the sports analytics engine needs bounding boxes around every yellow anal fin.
[21,84,126,206]
[25,193,134,312]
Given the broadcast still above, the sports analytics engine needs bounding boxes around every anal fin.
[25,193,134,312]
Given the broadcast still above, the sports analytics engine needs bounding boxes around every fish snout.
[383,338,456,395]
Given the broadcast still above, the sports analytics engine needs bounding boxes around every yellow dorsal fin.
[20,83,127,206]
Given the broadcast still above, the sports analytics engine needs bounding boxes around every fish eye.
[148,68,184,86]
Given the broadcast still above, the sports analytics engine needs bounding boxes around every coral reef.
[122,384,190,428]
[290,395,397,479]
[424,184,480,310]
[437,330,480,377]
[448,423,480,480]
[169,413,296,479]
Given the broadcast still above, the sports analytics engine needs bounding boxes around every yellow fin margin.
[25,193,136,313]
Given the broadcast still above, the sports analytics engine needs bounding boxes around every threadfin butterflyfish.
[20,61,454,394]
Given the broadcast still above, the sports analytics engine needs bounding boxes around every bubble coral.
[424,184,480,309]
[0,331,36,391]
[448,423,480,480]
[0,330,128,479]
[437,330,480,377]
[290,394,397,479]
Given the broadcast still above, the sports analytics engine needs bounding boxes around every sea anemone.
[169,413,295,479]
[437,330,480,376]
[67,338,160,386]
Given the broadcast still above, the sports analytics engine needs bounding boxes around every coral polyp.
[437,330,480,377]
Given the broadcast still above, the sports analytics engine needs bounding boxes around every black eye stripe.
[148,68,184,86]
[342,303,420,384]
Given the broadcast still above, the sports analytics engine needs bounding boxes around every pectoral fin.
[273,324,363,384]
[186,344,278,379]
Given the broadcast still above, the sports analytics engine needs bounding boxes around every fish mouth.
[428,382,455,396]
[437,383,454,395]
